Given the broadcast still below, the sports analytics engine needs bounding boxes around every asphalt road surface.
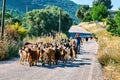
[0,39,103,80]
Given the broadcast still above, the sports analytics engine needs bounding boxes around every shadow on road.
[0,57,92,70]
[36,57,92,69]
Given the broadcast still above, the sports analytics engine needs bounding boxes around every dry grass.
[24,33,68,43]
[0,38,9,60]
[81,22,120,80]
[104,66,120,80]
[0,37,21,60]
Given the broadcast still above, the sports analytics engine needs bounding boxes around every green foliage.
[114,10,120,36]
[92,5,108,21]
[0,11,11,25]
[7,9,24,21]
[104,10,120,36]
[0,38,23,60]
[5,23,28,40]
[83,9,92,22]
[23,6,73,37]
[80,5,90,13]
[114,11,120,28]
[0,11,21,25]
[6,40,21,58]
[76,5,92,22]
[76,8,84,19]
[104,18,118,36]
[93,0,112,9]
[0,0,80,23]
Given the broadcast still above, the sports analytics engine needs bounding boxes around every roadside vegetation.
[0,22,27,60]
[82,22,120,80]
[77,0,120,79]
[0,6,71,60]
[75,0,120,79]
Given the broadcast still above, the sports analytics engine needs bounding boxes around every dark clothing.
[76,37,81,45]
[86,37,88,42]
[75,37,81,54]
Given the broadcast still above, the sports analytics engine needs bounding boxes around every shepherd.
[75,33,81,54]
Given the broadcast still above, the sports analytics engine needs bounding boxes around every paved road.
[0,40,103,80]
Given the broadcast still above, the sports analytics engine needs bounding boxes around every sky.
[71,0,120,10]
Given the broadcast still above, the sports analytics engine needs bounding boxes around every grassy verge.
[0,37,23,60]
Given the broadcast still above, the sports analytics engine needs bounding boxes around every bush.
[0,38,9,60]
[97,31,120,66]
[5,22,28,40]
[98,52,120,66]
[0,37,23,60]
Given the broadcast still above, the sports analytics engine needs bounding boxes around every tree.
[76,5,92,21]
[105,18,118,36]
[0,11,20,25]
[76,9,84,19]
[114,10,120,36]
[104,10,120,36]
[93,0,112,9]
[22,6,73,37]
[92,5,108,21]
[83,9,92,22]
[5,22,28,40]
[114,11,120,28]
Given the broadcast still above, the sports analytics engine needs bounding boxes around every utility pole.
[1,0,6,39]
[26,5,28,13]
[59,10,61,34]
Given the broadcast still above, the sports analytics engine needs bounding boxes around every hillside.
[0,0,80,21]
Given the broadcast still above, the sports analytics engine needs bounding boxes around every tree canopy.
[92,0,112,9]
[105,18,118,36]
[76,5,92,22]
[0,0,80,23]
[0,11,21,25]
[91,5,108,21]
[22,6,73,37]
[114,10,120,36]
[104,10,120,36]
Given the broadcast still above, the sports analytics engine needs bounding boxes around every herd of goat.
[18,38,80,67]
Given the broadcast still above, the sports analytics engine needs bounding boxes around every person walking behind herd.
[75,33,82,54]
